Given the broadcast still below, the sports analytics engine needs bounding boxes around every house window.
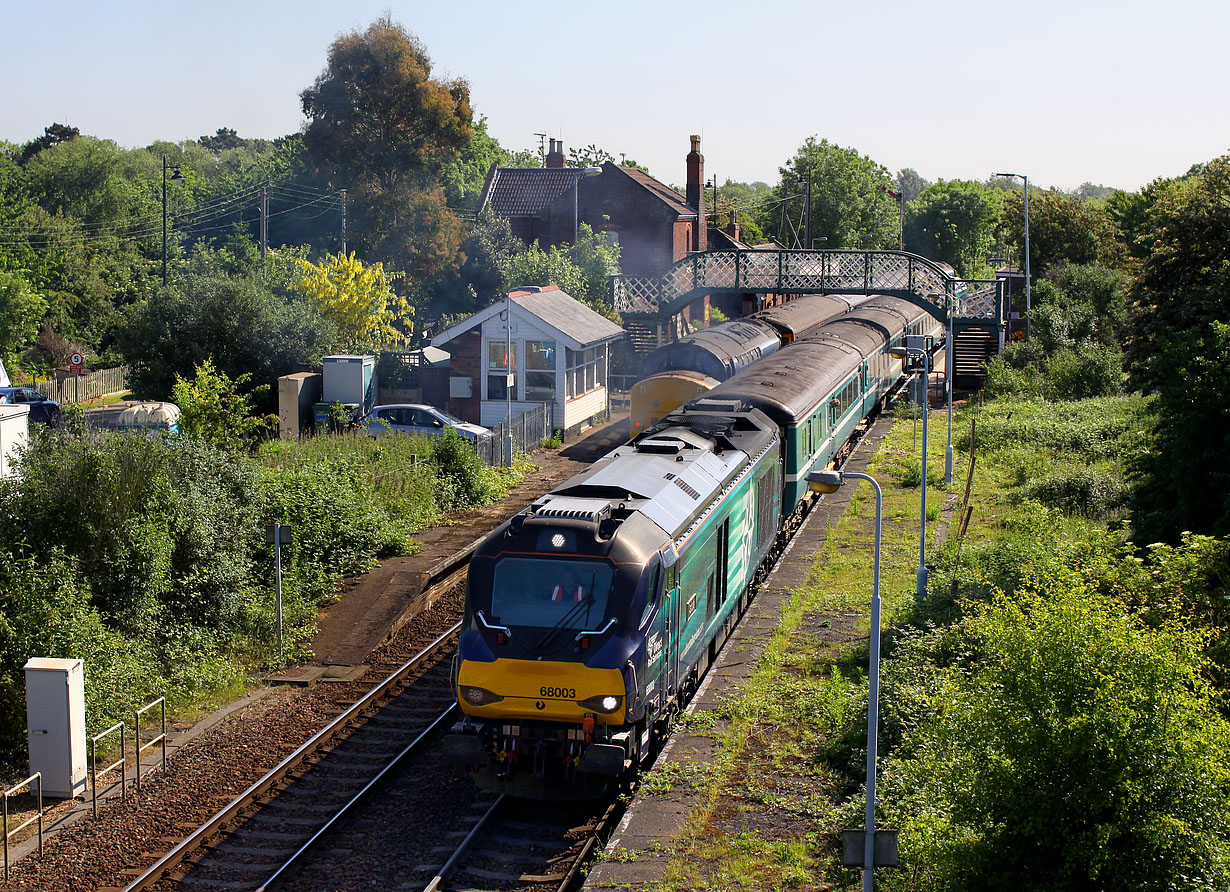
[525,340,556,402]
[566,347,603,398]
[488,340,515,400]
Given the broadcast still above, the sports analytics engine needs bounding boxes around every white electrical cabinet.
[24,658,87,798]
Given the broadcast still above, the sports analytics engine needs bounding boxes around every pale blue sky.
[3,0,1225,192]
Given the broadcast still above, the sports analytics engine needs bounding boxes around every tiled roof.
[480,168,584,217]
[512,287,624,346]
[611,164,697,217]
[432,286,624,350]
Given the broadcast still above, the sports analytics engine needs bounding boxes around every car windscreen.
[434,407,466,425]
[489,557,614,629]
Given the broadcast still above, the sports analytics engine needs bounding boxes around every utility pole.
[340,188,347,255]
[162,156,169,286]
[260,177,269,260]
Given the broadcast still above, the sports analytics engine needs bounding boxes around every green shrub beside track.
[0,427,526,770]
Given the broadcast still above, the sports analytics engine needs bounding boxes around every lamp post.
[891,343,930,605]
[161,156,185,286]
[945,294,954,487]
[808,468,886,892]
[572,166,603,244]
[995,172,1030,340]
[502,292,514,467]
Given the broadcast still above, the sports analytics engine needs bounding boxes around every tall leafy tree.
[1125,155,1230,539]
[997,188,1119,275]
[904,180,1000,278]
[300,16,471,285]
[756,137,896,249]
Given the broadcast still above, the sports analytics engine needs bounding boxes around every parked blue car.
[0,387,60,425]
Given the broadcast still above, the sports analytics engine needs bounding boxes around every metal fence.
[33,367,128,405]
[477,402,553,467]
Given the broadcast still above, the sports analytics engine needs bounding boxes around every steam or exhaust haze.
[3,0,1225,191]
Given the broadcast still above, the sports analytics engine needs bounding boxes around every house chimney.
[725,209,740,243]
[685,135,707,252]
[546,138,565,169]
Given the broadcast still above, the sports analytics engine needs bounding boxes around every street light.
[890,342,931,605]
[162,156,185,286]
[811,236,828,250]
[572,166,603,244]
[995,172,1030,340]
[808,467,890,892]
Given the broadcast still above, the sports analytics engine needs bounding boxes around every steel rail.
[256,702,459,891]
[119,619,463,892]
[421,794,507,892]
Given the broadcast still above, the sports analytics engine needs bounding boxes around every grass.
[638,394,1147,890]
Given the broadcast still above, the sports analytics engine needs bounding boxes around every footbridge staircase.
[613,248,1007,383]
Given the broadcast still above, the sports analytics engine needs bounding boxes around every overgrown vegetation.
[0,426,525,768]
[652,388,1230,891]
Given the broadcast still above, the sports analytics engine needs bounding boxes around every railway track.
[102,409,888,892]
[114,622,462,892]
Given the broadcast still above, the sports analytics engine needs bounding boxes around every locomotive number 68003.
[540,686,576,699]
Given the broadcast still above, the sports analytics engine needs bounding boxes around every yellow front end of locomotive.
[457,658,626,725]
[629,371,719,438]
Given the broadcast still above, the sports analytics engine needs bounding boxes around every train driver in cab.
[550,567,588,602]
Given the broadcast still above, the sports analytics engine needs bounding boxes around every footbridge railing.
[611,249,1002,324]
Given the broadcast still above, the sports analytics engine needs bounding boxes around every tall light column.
[808,468,885,892]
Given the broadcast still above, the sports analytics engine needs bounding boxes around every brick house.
[478,136,710,276]
[431,286,624,437]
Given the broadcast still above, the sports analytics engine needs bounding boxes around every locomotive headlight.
[578,694,623,714]
[460,685,503,706]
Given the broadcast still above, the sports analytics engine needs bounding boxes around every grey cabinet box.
[24,658,87,798]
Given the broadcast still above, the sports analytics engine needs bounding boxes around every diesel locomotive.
[444,296,944,799]
[629,293,870,436]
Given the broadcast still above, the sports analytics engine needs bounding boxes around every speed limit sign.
[68,352,84,374]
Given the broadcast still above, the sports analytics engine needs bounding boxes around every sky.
[3,0,1227,193]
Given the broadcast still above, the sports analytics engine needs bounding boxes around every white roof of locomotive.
[532,426,748,539]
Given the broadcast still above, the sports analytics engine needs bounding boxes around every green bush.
[1018,463,1127,519]
[431,431,500,511]
[1042,346,1125,400]
[878,581,1230,892]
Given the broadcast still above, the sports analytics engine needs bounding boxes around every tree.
[0,270,47,364]
[895,168,931,203]
[19,123,79,164]
[755,137,896,249]
[903,180,1000,278]
[116,248,339,411]
[500,224,621,316]
[301,16,472,190]
[293,252,411,350]
[997,188,1118,275]
[881,581,1230,891]
[171,359,275,450]
[442,117,510,211]
[300,16,471,284]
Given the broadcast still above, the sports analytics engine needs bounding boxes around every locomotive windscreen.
[489,557,615,628]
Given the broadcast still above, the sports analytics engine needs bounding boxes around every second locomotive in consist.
[445,296,943,798]
[629,293,870,436]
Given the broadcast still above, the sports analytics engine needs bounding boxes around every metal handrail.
[90,721,126,817]
[135,697,167,795]
[3,773,43,881]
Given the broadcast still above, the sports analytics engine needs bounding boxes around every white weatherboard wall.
[477,309,608,432]
[25,658,87,798]
[0,403,29,479]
